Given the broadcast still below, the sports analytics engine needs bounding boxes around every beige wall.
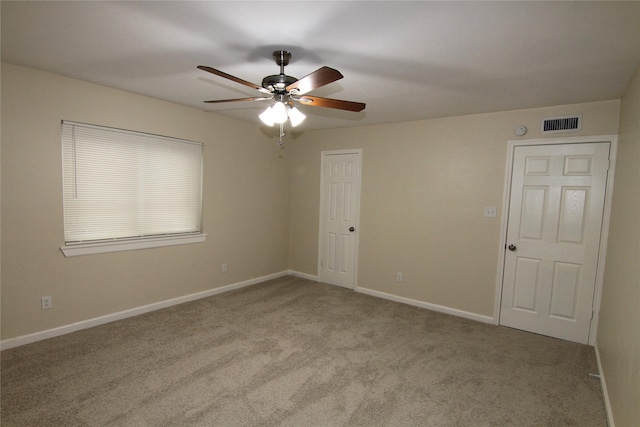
[289,101,620,317]
[598,65,640,426]
[1,63,291,340]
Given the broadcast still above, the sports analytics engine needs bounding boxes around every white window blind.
[62,121,203,244]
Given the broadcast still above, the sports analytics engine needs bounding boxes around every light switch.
[484,206,497,218]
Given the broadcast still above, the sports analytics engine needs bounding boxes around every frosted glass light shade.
[272,101,288,124]
[259,106,275,126]
[288,106,306,127]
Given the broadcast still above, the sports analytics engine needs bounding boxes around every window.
[60,121,205,256]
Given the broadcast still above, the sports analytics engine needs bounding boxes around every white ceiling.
[2,1,640,132]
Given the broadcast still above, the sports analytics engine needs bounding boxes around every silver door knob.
[349,227,355,232]
[508,244,517,251]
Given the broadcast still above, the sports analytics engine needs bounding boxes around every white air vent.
[541,114,582,133]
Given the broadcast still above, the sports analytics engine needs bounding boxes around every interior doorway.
[318,149,362,289]
[498,137,617,345]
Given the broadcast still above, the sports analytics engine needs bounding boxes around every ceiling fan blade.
[298,96,365,112]
[204,97,272,104]
[197,65,272,94]
[286,66,343,95]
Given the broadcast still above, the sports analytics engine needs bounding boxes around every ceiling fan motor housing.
[262,74,297,92]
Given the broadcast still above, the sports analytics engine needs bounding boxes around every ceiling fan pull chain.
[278,123,285,146]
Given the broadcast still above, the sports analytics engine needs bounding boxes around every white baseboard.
[0,270,290,351]
[594,342,615,427]
[1,272,497,350]
[355,286,494,324]
[288,270,319,281]
[288,273,493,324]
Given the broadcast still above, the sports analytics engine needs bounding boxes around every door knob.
[349,227,355,232]
[508,244,517,251]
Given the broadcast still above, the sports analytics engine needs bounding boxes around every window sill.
[60,233,207,257]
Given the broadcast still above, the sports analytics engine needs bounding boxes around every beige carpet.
[1,276,606,426]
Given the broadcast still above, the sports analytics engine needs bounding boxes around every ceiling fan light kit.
[259,102,306,128]
[198,50,365,144]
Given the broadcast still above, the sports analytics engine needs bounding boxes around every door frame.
[493,135,618,345]
[317,149,363,290]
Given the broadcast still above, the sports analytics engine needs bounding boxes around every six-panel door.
[500,143,610,344]
[319,152,361,289]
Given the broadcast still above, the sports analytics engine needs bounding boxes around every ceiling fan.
[197,50,365,138]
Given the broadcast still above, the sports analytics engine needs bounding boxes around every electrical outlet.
[41,296,52,310]
[484,206,497,218]
[222,263,228,273]
[396,272,403,282]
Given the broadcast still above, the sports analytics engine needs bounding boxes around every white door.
[500,142,610,344]
[318,151,361,289]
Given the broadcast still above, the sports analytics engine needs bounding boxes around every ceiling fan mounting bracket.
[273,50,291,67]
